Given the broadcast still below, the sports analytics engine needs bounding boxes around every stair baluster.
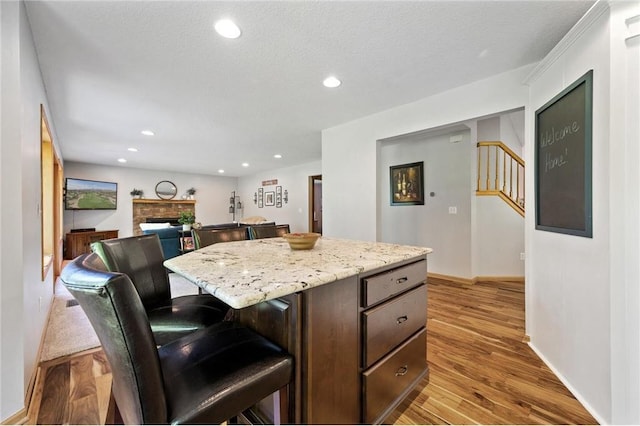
[476,141,525,217]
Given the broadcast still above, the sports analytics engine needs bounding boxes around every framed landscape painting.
[390,162,424,205]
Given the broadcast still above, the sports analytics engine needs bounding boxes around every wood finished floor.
[29,278,597,425]
[387,278,597,425]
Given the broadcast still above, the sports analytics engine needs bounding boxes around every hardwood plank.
[95,374,113,425]
[70,353,97,401]
[68,395,101,425]
[37,362,70,425]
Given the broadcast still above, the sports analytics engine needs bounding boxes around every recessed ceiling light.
[218,169,225,174]
[274,154,282,159]
[128,147,138,152]
[214,19,241,39]
[323,76,341,88]
[117,158,127,163]
[242,162,249,167]
[141,130,154,136]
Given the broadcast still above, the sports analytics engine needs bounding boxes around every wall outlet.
[448,206,457,214]
[520,252,525,261]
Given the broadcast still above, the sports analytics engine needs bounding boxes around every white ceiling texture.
[25,1,595,177]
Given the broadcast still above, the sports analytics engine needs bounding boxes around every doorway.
[308,175,322,234]
[40,106,64,283]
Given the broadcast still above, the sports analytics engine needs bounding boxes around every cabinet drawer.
[362,284,426,367]
[362,260,426,307]
[362,328,427,424]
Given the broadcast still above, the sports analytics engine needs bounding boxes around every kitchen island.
[164,237,432,424]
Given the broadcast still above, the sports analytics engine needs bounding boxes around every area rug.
[40,273,199,362]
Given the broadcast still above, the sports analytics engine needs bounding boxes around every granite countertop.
[164,237,432,309]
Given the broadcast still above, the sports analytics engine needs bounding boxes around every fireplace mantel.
[132,199,196,205]
[132,199,196,235]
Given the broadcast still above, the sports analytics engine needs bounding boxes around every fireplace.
[146,217,181,226]
[132,199,195,235]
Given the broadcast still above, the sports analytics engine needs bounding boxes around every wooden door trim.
[308,175,321,233]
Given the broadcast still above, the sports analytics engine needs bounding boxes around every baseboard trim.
[21,281,59,426]
[428,273,525,285]
[427,273,473,285]
[2,407,28,425]
[472,276,525,284]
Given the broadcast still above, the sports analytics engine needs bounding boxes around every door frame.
[308,175,322,233]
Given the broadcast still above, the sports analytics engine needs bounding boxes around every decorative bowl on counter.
[282,232,321,250]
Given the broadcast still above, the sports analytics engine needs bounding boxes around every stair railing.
[476,141,525,216]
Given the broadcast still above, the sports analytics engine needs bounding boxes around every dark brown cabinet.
[65,230,118,259]
[361,260,428,424]
[236,257,428,424]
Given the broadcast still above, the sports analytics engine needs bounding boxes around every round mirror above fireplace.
[155,180,177,200]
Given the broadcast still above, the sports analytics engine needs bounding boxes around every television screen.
[65,178,118,210]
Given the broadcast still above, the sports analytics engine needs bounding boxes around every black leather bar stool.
[91,234,231,345]
[275,224,291,236]
[60,253,293,424]
[249,224,279,239]
[192,227,249,249]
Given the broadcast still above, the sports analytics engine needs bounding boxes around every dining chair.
[60,253,293,424]
[192,227,249,249]
[249,224,279,239]
[91,234,231,345]
[275,224,291,237]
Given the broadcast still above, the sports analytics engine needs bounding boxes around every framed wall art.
[276,186,282,208]
[258,187,264,208]
[390,161,424,206]
[265,191,275,206]
[535,70,593,238]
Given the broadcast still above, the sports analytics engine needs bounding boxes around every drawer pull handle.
[395,365,409,376]
[396,277,408,284]
[396,315,408,324]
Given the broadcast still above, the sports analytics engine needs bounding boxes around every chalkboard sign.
[535,70,593,237]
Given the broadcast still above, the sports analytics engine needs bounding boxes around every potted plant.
[186,187,196,200]
[130,188,143,199]
[178,210,195,231]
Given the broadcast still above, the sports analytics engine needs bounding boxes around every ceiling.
[25,0,594,177]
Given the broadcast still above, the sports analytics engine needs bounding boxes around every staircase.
[476,141,525,217]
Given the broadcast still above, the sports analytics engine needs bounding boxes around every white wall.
[501,110,525,148]
[475,196,525,276]
[608,2,640,423]
[63,162,238,236]
[1,0,62,419]
[238,161,322,233]
[20,0,59,394]
[1,1,26,420]
[322,64,533,242]
[378,131,472,277]
[525,2,626,423]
